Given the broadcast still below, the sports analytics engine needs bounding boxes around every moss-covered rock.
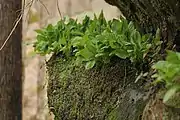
[46,55,180,120]
[47,55,150,120]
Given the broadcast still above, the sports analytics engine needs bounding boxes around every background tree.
[0,0,22,119]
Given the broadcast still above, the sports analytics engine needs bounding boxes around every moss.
[47,56,148,120]
[107,107,119,120]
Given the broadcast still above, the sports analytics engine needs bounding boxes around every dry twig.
[0,0,51,51]
[0,0,26,51]
[56,0,62,19]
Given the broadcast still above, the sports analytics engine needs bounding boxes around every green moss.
[108,107,119,120]
[47,56,143,120]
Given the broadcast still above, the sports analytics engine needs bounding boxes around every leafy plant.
[34,11,160,69]
[152,50,180,102]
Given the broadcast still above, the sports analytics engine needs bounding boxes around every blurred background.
[23,0,121,119]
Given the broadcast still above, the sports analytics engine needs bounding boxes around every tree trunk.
[105,0,180,51]
[0,0,22,119]
[104,0,180,119]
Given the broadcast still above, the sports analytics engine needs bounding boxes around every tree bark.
[0,0,22,119]
[104,0,180,119]
[105,0,180,51]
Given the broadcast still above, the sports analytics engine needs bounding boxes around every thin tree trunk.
[0,0,22,120]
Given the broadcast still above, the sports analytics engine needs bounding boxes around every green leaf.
[46,24,53,31]
[75,56,83,65]
[152,61,167,70]
[141,34,150,42]
[81,15,90,31]
[76,48,94,60]
[95,53,105,57]
[166,50,180,64]
[35,29,44,34]
[59,37,66,45]
[121,19,128,33]
[176,51,180,60]
[163,85,180,103]
[110,50,128,59]
[109,41,117,49]
[93,13,98,20]
[85,40,96,54]
[85,60,96,69]
[101,46,109,50]
[72,35,87,48]
[98,10,107,25]
[71,31,84,36]
[128,21,135,31]
[98,10,104,20]
[111,19,122,32]
[130,30,142,48]
[155,28,160,40]
[71,36,83,47]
